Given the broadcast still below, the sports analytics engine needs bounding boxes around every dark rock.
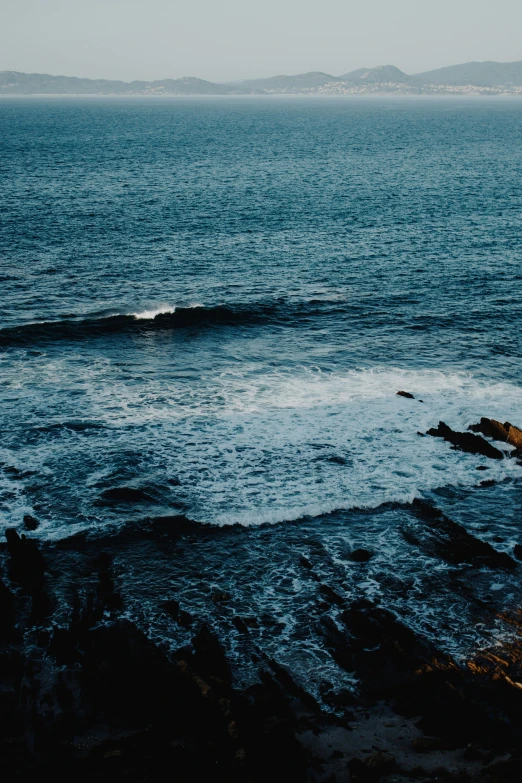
[5,528,46,584]
[0,579,15,634]
[397,390,415,399]
[513,544,522,561]
[412,736,445,752]
[326,455,348,465]
[97,487,155,504]
[349,548,374,563]
[463,744,485,761]
[192,624,232,687]
[30,585,53,622]
[162,599,193,627]
[503,421,522,450]
[23,514,39,530]
[365,750,395,773]
[476,465,489,470]
[349,757,372,782]
[469,417,511,442]
[485,757,522,783]
[470,417,522,451]
[412,500,517,569]
[427,421,504,459]
[319,584,345,605]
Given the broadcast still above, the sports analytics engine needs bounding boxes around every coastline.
[2,469,522,780]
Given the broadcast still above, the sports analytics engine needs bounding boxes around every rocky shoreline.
[2,414,522,782]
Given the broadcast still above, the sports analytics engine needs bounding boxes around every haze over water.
[2,96,522,696]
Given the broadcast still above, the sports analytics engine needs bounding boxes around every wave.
[0,303,275,347]
[0,299,346,347]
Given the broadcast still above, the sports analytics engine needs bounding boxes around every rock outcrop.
[469,417,522,452]
[427,421,504,459]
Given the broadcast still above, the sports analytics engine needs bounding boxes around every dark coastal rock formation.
[0,578,15,634]
[397,390,415,399]
[427,421,504,459]
[469,417,522,453]
[5,528,45,584]
[323,595,522,760]
[411,499,517,569]
[2,512,522,782]
[0,536,309,782]
[23,514,39,531]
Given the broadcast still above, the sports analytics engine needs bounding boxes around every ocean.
[1,96,522,701]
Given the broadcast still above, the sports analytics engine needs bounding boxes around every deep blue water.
[1,96,522,695]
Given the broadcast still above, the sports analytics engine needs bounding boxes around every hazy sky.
[2,0,521,82]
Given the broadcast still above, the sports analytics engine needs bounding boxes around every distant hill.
[232,72,338,92]
[2,61,522,95]
[413,60,522,87]
[340,65,412,83]
[0,71,231,95]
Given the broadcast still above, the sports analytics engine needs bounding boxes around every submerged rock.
[427,421,504,459]
[412,499,517,569]
[97,486,155,504]
[349,548,374,563]
[397,390,415,399]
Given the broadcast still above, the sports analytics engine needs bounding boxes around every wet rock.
[162,598,193,627]
[97,487,155,504]
[23,514,39,531]
[427,421,504,459]
[470,417,522,451]
[412,500,517,570]
[95,551,122,611]
[485,757,522,783]
[5,528,45,584]
[323,598,438,701]
[412,736,445,752]
[319,584,345,605]
[513,544,522,561]
[349,548,374,563]
[504,422,522,449]
[397,390,415,399]
[0,579,15,634]
[365,750,396,773]
[349,756,372,782]
[192,624,232,688]
[476,465,489,471]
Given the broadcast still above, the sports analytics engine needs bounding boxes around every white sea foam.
[131,305,176,320]
[3,362,521,540]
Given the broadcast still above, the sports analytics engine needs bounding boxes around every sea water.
[1,96,522,697]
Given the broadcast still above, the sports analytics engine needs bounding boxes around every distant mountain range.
[2,60,522,96]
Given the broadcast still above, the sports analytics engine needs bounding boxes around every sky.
[2,0,522,82]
